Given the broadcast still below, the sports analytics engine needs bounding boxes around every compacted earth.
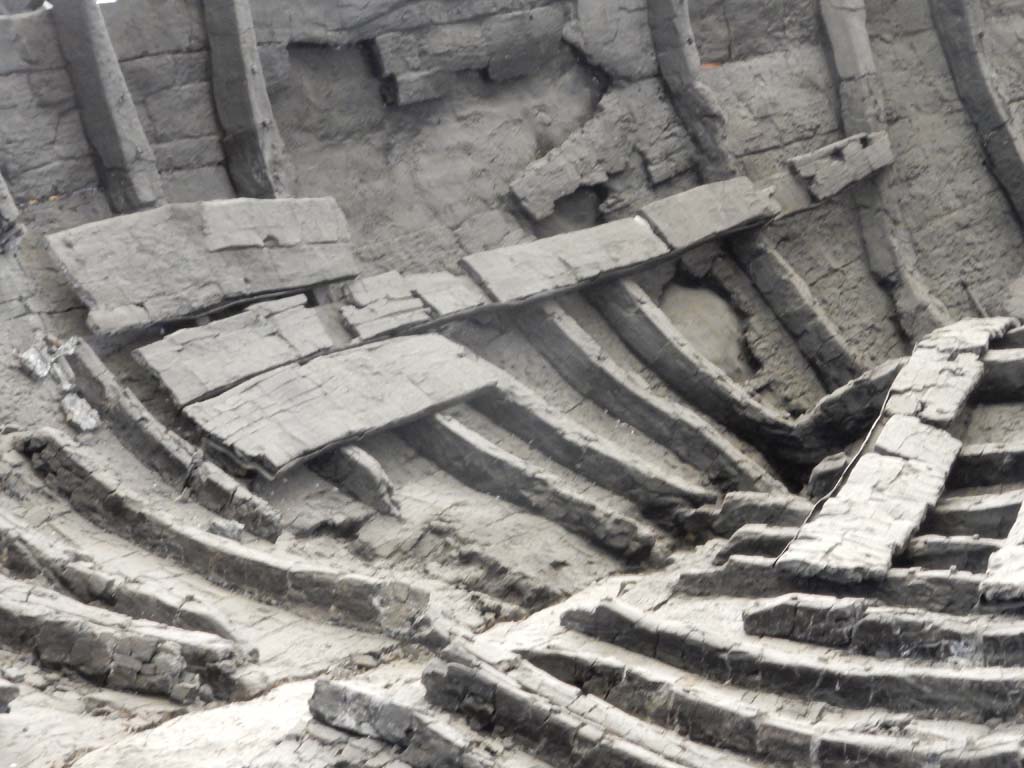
[6,0,1024,766]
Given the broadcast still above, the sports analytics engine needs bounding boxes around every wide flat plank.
[775,321,1022,585]
[461,216,669,304]
[788,132,893,200]
[778,372,970,584]
[184,334,499,477]
[47,197,356,336]
[885,351,983,427]
[133,296,337,408]
[639,176,778,251]
[982,501,1024,604]
[777,495,930,584]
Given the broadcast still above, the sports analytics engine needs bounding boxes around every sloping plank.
[777,419,960,584]
[461,216,669,305]
[407,271,490,317]
[184,334,499,477]
[401,413,658,562]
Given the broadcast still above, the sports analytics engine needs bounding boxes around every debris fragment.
[61,393,100,432]
[207,519,245,542]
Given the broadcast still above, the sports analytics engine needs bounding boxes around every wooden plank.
[340,297,432,340]
[184,334,499,477]
[787,132,893,201]
[461,216,670,305]
[776,496,930,583]
[638,176,778,251]
[407,271,490,317]
[776,321,1019,586]
[133,295,337,408]
[47,197,356,336]
[885,351,983,427]
[401,413,658,562]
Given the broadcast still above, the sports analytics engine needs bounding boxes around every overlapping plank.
[775,495,930,583]
[474,381,716,507]
[47,197,356,336]
[788,132,893,201]
[777,415,962,583]
[461,216,669,305]
[462,179,775,307]
[401,413,658,562]
[340,297,432,341]
[0,573,262,703]
[339,270,432,340]
[588,278,803,457]
[184,334,500,477]
[407,271,490,317]
[744,593,1024,666]
[773,321,1018,584]
[981,516,1024,604]
[134,296,337,407]
[638,176,778,252]
[886,319,1017,426]
[517,300,784,493]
